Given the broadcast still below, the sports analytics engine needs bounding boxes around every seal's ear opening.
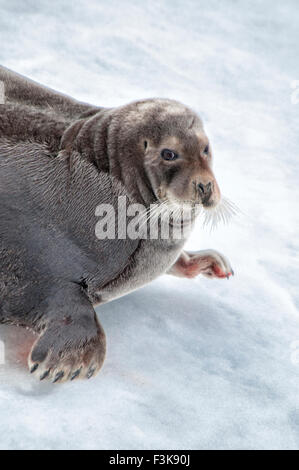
[144,141,148,150]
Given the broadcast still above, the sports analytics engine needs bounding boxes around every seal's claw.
[30,364,38,374]
[87,367,96,379]
[70,369,81,381]
[53,372,64,383]
[40,370,50,381]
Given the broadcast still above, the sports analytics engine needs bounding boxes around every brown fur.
[0,66,232,383]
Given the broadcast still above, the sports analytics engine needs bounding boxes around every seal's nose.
[198,182,213,204]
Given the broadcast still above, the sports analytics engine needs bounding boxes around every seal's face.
[137,100,221,209]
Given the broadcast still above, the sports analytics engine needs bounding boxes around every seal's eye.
[161,149,179,161]
[203,145,209,155]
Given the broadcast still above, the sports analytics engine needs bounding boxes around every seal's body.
[0,66,233,382]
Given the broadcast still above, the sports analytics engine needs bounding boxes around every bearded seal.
[0,66,233,383]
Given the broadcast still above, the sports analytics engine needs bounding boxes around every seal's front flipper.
[168,250,234,280]
[28,285,106,383]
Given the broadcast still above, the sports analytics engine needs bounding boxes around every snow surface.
[0,0,299,450]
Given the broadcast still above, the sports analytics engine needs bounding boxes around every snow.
[0,0,299,450]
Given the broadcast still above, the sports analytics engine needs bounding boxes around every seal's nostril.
[198,182,213,201]
[198,183,205,195]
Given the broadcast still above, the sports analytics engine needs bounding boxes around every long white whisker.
[200,195,240,232]
[138,200,169,232]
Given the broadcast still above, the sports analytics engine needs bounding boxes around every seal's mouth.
[153,196,199,229]
[157,192,239,231]
[201,199,219,209]
[159,191,218,211]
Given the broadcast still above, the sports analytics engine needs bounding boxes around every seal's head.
[110,99,221,209]
[65,98,221,210]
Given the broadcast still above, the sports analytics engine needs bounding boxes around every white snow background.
[0,0,299,450]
